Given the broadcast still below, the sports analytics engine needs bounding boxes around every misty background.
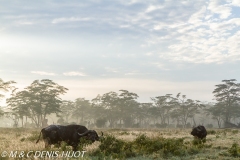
[1,0,240,128]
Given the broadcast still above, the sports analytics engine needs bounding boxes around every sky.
[1,0,240,105]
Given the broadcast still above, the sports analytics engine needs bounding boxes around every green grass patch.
[228,142,240,157]
[207,130,216,135]
[90,134,212,159]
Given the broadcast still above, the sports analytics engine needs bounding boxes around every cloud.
[104,67,120,73]
[141,0,240,64]
[151,62,170,71]
[63,71,87,76]
[2,0,240,76]
[16,21,34,25]
[145,52,153,56]
[145,5,163,13]
[188,6,206,24]
[230,0,240,7]
[208,0,232,19]
[31,71,56,76]
[52,17,92,24]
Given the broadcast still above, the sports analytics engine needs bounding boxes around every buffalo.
[191,125,207,139]
[36,124,103,150]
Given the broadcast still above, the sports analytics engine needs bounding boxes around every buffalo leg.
[44,138,51,148]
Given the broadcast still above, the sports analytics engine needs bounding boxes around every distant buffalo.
[36,124,103,150]
[191,125,207,139]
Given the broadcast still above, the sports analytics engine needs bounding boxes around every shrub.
[60,141,72,151]
[191,138,212,151]
[228,142,240,157]
[133,134,188,157]
[207,130,216,135]
[78,137,92,150]
[232,130,239,134]
[60,141,68,151]
[91,133,210,159]
[92,134,135,159]
[20,137,25,142]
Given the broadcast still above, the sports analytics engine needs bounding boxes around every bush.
[92,134,135,159]
[208,130,216,135]
[192,138,205,146]
[228,142,240,157]
[60,141,68,151]
[133,134,187,157]
[232,130,239,134]
[92,134,191,159]
[78,137,93,150]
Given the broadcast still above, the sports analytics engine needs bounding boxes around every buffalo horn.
[196,127,201,131]
[78,130,90,137]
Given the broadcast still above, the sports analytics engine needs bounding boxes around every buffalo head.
[78,130,103,142]
[191,125,207,139]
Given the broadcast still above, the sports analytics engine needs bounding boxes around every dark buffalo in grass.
[36,124,103,150]
[191,125,207,139]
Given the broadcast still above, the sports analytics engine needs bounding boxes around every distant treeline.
[0,78,240,128]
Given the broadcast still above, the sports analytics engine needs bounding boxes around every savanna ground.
[0,128,240,160]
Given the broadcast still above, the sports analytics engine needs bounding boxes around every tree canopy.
[212,79,240,124]
[7,79,68,127]
[2,78,240,129]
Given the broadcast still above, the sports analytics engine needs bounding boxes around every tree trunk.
[192,117,196,127]
[217,118,222,128]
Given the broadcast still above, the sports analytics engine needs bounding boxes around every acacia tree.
[117,90,139,127]
[151,94,175,125]
[100,91,119,128]
[0,78,16,100]
[171,93,204,128]
[7,79,68,128]
[205,103,224,128]
[58,100,74,124]
[213,79,240,124]
[91,92,119,128]
[91,90,139,128]
[0,78,16,118]
[6,90,31,127]
[72,98,92,125]
[136,103,152,127]
[91,94,107,126]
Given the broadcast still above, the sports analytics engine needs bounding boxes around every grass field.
[0,127,240,159]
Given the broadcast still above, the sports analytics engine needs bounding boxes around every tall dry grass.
[0,127,240,159]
